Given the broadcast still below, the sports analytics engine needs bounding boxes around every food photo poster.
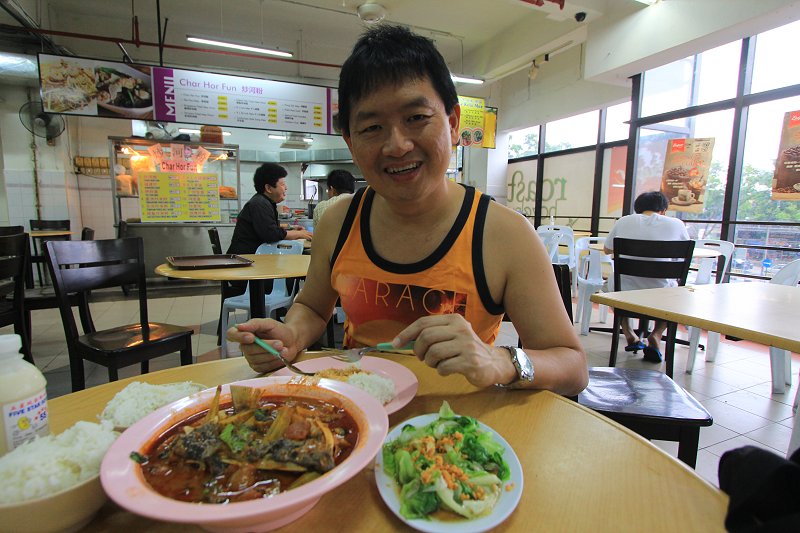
[660,137,715,213]
[772,110,800,201]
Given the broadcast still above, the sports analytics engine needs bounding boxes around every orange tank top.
[330,186,504,348]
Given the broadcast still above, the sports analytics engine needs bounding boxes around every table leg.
[249,280,267,318]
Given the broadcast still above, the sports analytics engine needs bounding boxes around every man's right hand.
[286,229,313,240]
[227,319,299,373]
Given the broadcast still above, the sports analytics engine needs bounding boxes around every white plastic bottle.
[0,334,49,456]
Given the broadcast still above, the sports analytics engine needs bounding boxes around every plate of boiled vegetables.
[374,402,523,532]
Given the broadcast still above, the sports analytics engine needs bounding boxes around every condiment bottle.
[0,334,49,456]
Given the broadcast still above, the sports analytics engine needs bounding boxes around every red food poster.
[771,110,800,200]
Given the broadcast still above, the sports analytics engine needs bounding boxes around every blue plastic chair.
[219,240,303,358]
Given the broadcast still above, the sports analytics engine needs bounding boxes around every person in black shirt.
[227,162,312,294]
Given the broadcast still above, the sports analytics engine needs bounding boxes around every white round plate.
[374,413,524,533]
[671,196,696,206]
[272,356,418,414]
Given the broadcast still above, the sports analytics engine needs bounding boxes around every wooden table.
[591,283,800,354]
[154,254,310,318]
[30,230,76,238]
[51,354,728,532]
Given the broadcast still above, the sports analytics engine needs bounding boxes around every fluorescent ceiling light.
[186,35,293,58]
[633,0,658,4]
[303,137,314,143]
[450,74,484,85]
[268,134,286,140]
[179,128,231,136]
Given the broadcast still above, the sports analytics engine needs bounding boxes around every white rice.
[100,381,206,428]
[346,372,396,405]
[0,421,117,504]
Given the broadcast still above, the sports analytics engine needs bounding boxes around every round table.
[154,254,310,318]
[49,353,728,532]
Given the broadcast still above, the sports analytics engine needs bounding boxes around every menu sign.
[139,172,220,222]
[39,54,334,134]
[456,97,497,149]
[660,137,715,213]
[771,110,800,201]
[151,68,329,133]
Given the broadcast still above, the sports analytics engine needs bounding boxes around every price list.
[139,172,221,222]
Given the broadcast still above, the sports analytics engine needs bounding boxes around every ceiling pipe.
[0,0,70,54]
[0,23,342,70]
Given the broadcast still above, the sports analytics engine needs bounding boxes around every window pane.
[599,145,627,233]
[695,41,741,106]
[544,111,599,152]
[541,152,596,232]
[605,102,631,142]
[505,159,538,217]
[751,20,800,94]
[633,109,733,226]
[507,126,539,159]
[641,57,695,117]
[734,96,800,277]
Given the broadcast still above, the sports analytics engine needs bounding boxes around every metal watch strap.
[495,346,534,389]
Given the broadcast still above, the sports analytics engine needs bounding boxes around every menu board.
[139,172,221,222]
[38,54,334,134]
[772,110,800,201]
[151,68,328,133]
[456,97,498,149]
[659,138,715,213]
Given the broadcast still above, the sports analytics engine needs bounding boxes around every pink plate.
[272,356,419,414]
[100,376,388,533]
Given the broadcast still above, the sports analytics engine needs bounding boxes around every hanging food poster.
[457,96,485,148]
[139,172,220,222]
[660,137,715,213]
[772,110,800,200]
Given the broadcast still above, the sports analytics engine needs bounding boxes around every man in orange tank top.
[228,25,587,396]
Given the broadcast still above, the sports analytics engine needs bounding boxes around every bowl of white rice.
[0,421,117,533]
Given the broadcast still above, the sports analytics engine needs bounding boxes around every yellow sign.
[457,96,485,148]
[139,172,221,222]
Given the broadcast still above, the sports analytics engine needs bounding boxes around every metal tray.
[166,254,253,269]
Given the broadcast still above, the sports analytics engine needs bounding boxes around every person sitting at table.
[313,169,356,228]
[226,162,313,295]
[228,25,587,395]
[603,190,689,363]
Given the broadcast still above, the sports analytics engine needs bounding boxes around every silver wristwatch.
[495,346,535,389]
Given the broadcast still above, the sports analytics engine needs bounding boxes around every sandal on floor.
[624,341,646,353]
[643,345,663,363]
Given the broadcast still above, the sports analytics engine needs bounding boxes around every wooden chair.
[29,219,71,287]
[0,233,33,364]
[208,227,239,345]
[548,264,713,469]
[608,238,695,377]
[46,237,194,391]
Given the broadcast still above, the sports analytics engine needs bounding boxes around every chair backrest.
[208,227,222,255]
[771,259,800,287]
[0,233,29,315]
[257,240,304,255]
[612,238,695,291]
[0,226,24,236]
[30,219,70,231]
[537,229,564,262]
[693,239,735,285]
[537,226,575,266]
[551,263,573,323]
[46,238,148,341]
[81,227,95,240]
[578,248,614,284]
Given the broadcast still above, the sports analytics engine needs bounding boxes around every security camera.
[575,11,587,22]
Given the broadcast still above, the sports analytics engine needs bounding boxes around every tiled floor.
[5,285,797,489]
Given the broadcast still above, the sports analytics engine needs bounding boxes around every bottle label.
[3,390,49,451]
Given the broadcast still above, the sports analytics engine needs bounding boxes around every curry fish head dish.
[100,376,389,533]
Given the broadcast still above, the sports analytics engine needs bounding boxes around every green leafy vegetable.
[382,401,510,522]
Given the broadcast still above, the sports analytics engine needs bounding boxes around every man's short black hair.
[327,169,355,194]
[337,25,458,136]
[253,163,287,194]
[633,191,669,214]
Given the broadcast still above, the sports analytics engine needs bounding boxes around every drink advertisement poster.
[659,137,715,213]
[771,110,800,201]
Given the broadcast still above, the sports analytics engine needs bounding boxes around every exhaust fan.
[280,133,313,150]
